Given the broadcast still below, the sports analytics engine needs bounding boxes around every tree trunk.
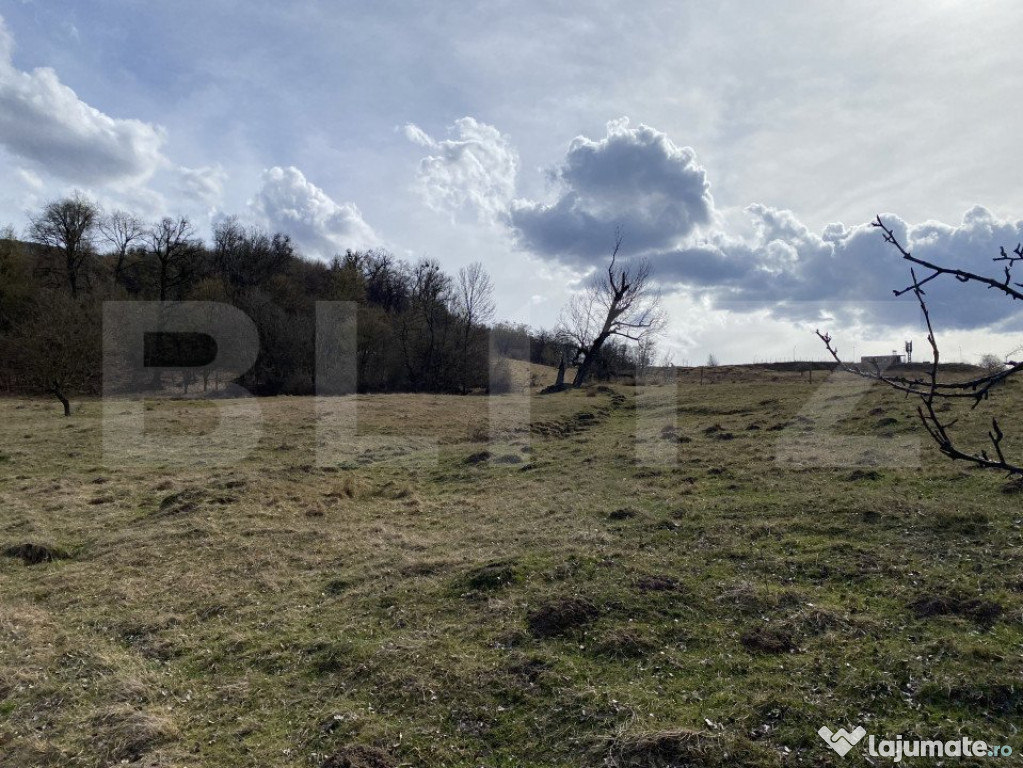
[67,253,79,299]
[52,383,71,417]
[572,329,613,387]
[572,357,591,387]
[159,259,168,302]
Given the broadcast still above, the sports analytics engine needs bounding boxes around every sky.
[2,0,1023,364]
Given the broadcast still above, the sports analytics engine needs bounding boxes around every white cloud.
[406,116,716,271]
[0,15,166,185]
[14,166,42,191]
[178,164,228,208]
[509,117,714,267]
[402,123,434,148]
[657,204,1023,332]
[405,117,518,222]
[250,166,378,259]
[402,114,1023,334]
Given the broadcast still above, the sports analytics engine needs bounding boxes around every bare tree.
[397,259,455,390]
[979,353,1005,375]
[28,192,100,298]
[98,210,146,282]
[212,216,294,293]
[453,262,495,392]
[557,233,665,387]
[139,217,203,390]
[455,262,496,330]
[146,216,202,301]
[817,216,1023,477]
[636,337,657,380]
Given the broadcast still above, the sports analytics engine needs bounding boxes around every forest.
[0,193,651,407]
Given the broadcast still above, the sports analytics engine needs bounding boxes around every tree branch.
[817,217,1023,477]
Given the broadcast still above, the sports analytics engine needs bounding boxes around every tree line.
[0,194,660,412]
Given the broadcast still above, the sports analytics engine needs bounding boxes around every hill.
[1,374,1020,766]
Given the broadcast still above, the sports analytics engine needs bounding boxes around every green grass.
[0,369,1021,767]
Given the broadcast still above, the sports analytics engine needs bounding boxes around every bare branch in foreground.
[816,217,1023,477]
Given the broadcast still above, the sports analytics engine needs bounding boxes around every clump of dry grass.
[89,705,178,763]
[598,728,728,768]
[590,627,656,659]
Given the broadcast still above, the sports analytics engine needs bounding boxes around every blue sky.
[2,1,1023,363]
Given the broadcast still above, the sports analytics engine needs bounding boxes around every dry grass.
[1,368,1021,766]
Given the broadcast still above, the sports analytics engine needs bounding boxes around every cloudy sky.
[2,1,1023,364]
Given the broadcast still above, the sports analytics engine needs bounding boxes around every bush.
[980,353,1005,374]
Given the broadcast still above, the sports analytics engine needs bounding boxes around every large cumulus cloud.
[250,166,378,259]
[0,16,165,184]
[509,118,714,265]
[659,204,1023,331]
[405,116,714,265]
[407,114,1023,333]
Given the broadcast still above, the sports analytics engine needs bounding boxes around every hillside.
[1,370,1021,767]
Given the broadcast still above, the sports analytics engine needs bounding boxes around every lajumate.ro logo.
[819,725,1014,761]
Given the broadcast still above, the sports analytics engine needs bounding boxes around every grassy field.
[1,367,1021,767]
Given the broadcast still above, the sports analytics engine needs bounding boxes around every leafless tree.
[635,337,658,380]
[28,192,100,298]
[452,262,495,392]
[817,215,1023,477]
[454,262,496,330]
[979,353,1005,375]
[99,210,146,282]
[397,259,455,390]
[212,216,294,293]
[146,216,202,301]
[139,217,203,390]
[557,233,665,387]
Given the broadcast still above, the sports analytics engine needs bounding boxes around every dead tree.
[557,233,664,388]
[817,215,1023,477]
